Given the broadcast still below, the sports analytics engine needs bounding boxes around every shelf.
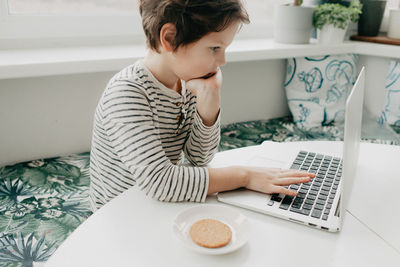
[1,38,400,80]
[350,35,400,46]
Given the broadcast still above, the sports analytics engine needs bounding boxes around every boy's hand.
[185,68,222,126]
[244,167,315,196]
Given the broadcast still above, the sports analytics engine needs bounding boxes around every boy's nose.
[217,53,226,67]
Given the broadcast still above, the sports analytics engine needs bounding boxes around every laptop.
[217,67,366,232]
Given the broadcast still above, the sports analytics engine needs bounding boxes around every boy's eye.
[210,47,220,52]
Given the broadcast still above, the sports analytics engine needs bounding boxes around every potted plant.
[313,0,363,44]
[358,0,387,37]
[388,2,400,39]
[274,0,316,44]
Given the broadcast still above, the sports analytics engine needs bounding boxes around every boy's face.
[170,21,240,82]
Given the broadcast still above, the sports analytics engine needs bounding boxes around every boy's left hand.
[185,68,222,126]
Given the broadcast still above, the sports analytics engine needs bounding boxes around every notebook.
[217,67,366,232]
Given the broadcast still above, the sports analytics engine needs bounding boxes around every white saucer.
[172,204,250,255]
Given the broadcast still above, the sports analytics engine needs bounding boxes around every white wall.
[221,60,289,124]
[0,56,391,167]
[0,72,110,166]
[0,60,290,166]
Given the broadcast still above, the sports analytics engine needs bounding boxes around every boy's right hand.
[243,166,315,196]
[186,68,222,95]
[185,68,222,126]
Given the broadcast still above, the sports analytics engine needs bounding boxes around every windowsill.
[1,38,400,80]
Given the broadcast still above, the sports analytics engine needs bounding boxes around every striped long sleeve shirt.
[89,60,220,211]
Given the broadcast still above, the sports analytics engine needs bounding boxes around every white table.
[45,141,400,267]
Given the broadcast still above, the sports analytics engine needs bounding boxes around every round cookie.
[189,218,232,248]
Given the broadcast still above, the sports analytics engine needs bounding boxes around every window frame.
[0,0,277,49]
[380,0,400,32]
[2,0,395,50]
[0,0,144,48]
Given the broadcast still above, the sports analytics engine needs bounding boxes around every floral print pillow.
[378,60,400,126]
[284,54,359,128]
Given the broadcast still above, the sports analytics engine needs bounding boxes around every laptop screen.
[340,67,365,227]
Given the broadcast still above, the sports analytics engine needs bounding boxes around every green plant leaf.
[0,214,40,237]
[313,0,362,29]
[20,169,47,186]
[0,233,57,265]
[0,166,23,182]
[36,215,81,246]
[41,161,81,179]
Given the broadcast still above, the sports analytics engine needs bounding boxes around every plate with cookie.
[173,204,250,255]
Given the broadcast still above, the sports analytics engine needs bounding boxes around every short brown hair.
[139,0,249,52]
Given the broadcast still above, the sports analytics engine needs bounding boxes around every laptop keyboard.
[268,151,342,221]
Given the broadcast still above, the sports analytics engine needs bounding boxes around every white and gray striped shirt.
[89,60,220,210]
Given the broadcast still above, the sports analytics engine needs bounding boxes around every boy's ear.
[159,23,176,52]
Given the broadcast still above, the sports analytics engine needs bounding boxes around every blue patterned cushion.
[284,54,359,128]
[378,60,400,126]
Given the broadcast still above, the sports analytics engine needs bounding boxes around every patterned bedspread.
[0,116,399,267]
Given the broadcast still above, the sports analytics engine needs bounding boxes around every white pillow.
[378,60,400,126]
[284,54,359,128]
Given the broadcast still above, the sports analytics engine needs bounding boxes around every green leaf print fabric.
[0,153,92,267]
[220,116,399,151]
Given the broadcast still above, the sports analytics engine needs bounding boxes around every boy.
[89,0,314,211]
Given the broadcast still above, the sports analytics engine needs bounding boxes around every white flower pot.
[274,5,315,44]
[317,24,348,44]
[388,9,400,39]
